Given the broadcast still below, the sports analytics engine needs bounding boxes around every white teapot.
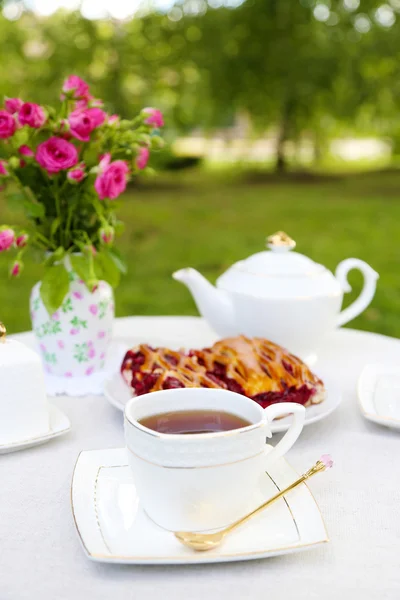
[173,232,379,362]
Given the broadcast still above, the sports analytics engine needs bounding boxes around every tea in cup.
[124,388,305,531]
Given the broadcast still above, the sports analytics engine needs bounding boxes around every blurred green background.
[1,0,400,336]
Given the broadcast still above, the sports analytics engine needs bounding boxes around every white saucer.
[71,447,328,565]
[358,364,400,430]
[104,372,341,433]
[0,404,71,454]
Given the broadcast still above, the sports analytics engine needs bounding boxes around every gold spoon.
[175,454,333,552]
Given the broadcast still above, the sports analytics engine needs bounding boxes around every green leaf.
[51,218,61,238]
[44,246,65,267]
[40,264,70,316]
[23,199,45,219]
[94,251,121,288]
[70,254,91,284]
[108,246,127,274]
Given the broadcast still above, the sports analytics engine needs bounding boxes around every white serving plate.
[104,372,341,434]
[0,404,71,454]
[71,447,328,565]
[358,364,400,430]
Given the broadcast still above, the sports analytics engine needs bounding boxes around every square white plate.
[71,447,328,565]
[358,364,400,430]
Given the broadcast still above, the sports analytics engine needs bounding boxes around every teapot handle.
[336,259,379,327]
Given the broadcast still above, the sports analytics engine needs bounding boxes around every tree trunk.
[275,98,293,173]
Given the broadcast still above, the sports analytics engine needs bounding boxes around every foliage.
[1,166,399,337]
[2,0,400,168]
[0,75,163,314]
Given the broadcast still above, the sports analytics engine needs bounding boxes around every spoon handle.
[223,460,327,536]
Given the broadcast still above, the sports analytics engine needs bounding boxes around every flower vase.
[30,269,114,378]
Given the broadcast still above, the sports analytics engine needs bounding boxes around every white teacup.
[124,388,305,532]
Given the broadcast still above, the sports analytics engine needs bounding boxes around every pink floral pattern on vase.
[30,264,114,378]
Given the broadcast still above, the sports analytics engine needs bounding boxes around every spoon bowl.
[174,531,225,552]
[174,458,332,552]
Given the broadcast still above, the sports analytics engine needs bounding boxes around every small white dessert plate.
[71,447,328,565]
[0,404,71,454]
[358,364,400,430]
[104,373,341,434]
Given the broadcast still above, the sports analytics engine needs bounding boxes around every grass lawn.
[1,166,400,338]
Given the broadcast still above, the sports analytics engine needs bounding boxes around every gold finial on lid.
[267,231,296,250]
[0,322,6,343]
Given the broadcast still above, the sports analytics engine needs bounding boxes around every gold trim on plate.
[70,451,329,563]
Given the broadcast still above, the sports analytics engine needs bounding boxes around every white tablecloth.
[1,317,400,600]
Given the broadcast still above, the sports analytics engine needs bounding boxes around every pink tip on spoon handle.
[320,454,334,469]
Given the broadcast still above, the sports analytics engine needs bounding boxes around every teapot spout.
[173,268,236,337]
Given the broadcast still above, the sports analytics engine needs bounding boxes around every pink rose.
[142,107,164,128]
[68,108,106,141]
[0,110,16,138]
[10,260,21,277]
[18,145,34,157]
[18,103,46,128]
[5,98,23,114]
[16,233,28,248]
[84,245,97,257]
[94,160,129,200]
[68,110,92,142]
[36,137,78,174]
[67,162,86,183]
[0,160,8,176]
[99,153,111,170]
[136,147,150,170]
[87,107,106,127]
[0,229,15,251]
[100,226,114,245]
[108,114,119,125]
[61,75,90,100]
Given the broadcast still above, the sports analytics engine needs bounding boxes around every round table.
[1,317,400,600]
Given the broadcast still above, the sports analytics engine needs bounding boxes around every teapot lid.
[217,232,340,298]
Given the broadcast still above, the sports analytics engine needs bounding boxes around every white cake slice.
[0,338,49,446]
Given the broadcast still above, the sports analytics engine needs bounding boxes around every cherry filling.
[121,347,316,405]
[252,385,314,409]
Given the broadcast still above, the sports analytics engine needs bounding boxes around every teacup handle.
[263,403,305,467]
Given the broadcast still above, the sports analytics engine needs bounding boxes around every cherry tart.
[121,335,325,409]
